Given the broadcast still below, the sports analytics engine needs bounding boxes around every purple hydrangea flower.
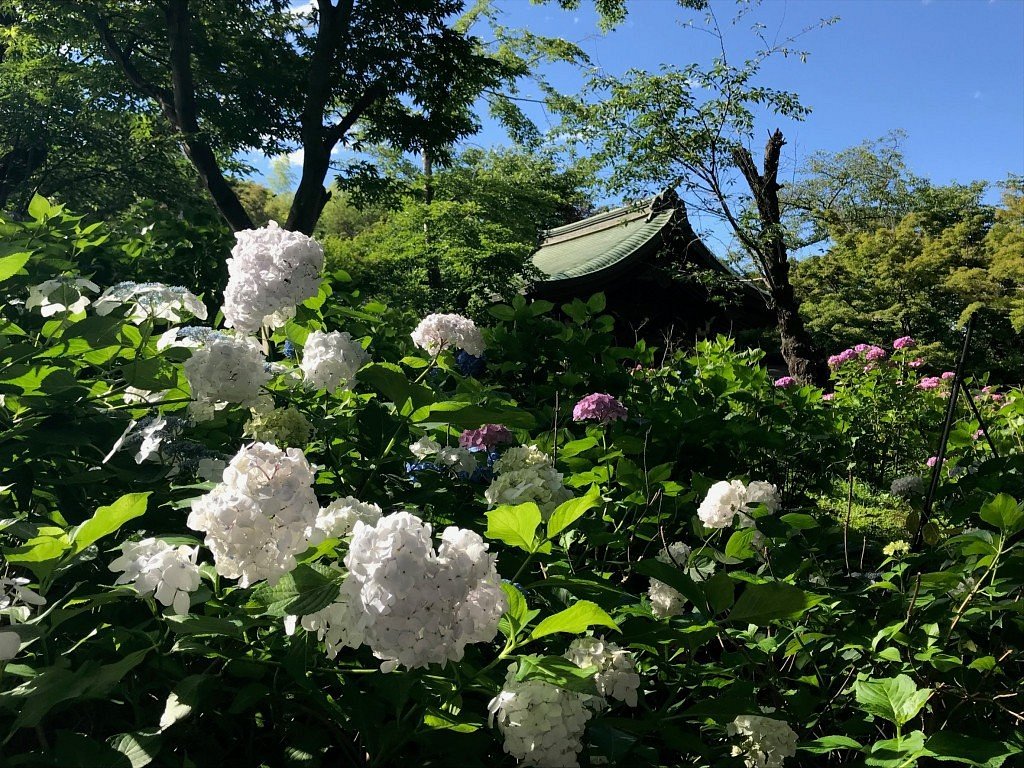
[864,345,887,361]
[926,456,939,468]
[854,343,870,353]
[572,393,628,424]
[893,336,916,350]
[459,424,515,451]
[909,358,924,369]
[941,371,955,380]
[828,348,857,368]
[917,376,941,390]
[774,376,796,388]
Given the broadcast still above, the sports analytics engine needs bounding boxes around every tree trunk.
[734,130,829,387]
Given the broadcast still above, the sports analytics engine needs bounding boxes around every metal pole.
[958,377,999,458]
[913,314,975,552]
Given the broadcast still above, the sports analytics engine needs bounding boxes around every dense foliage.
[1,205,1021,767]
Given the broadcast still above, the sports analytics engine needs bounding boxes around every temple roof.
[530,190,738,296]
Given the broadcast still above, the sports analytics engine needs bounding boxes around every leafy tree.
[553,6,835,385]
[327,146,593,315]
[10,0,515,234]
[792,179,1024,379]
[0,8,207,217]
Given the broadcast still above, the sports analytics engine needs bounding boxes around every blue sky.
[256,0,1024,204]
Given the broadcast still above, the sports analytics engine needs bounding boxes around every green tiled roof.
[532,205,675,281]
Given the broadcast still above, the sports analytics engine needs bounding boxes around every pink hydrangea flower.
[893,336,916,350]
[854,343,869,353]
[828,348,857,368]
[926,456,939,468]
[972,429,985,441]
[459,424,515,451]
[822,392,835,401]
[864,346,887,361]
[941,371,955,380]
[908,358,924,369]
[572,393,628,424]
[918,377,941,390]
[774,376,796,388]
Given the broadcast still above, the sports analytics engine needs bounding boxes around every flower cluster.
[893,336,916,350]
[455,349,486,377]
[1,575,46,661]
[828,343,887,368]
[485,445,573,516]
[411,313,485,357]
[188,442,319,587]
[648,541,692,618]
[300,330,368,393]
[727,715,799,768]
[222,221,324,333]
[773,376,796,389]
[94,281,207,324]
[698,480,780,529]
[244,406,313,447]
[409,437,477,477]
[311,495,382,540]
[488,663,592,768]
[572,393,628,424]
[459,424,515,451]
[183,333,270,421]
[26,277,99,316]
[564,636,641,708]
[890,474,925,498]
[295,512,506,671]
[108,538,201,614]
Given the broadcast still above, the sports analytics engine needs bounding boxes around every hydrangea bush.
[0,201,1021,767]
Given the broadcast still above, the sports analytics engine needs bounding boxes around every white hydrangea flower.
[565,636,641,708]
[300,330,368,393]
[0,629,19,661]
[488,662,592,768]
[183,333,270,421]
[295,512,506,671]
[94,281,207,323]
[411,313,485,356]
[409,438,477,476]
[122,386,169,406]
[0,576,46,611]
[134,417,168,464]
[410,436,442,459]
[197,457,226,482]
[744,481,780,513]
[648,542,692,618]
[25,277,99,316]
[727,715,798,768]
[222,221,324,333]
[485,446,572,516]
[312,495,383,540]
[187,442,320,587]
[699,480,780,529]
[108,538,201,614]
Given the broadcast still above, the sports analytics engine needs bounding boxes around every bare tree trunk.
[734,130,829,387]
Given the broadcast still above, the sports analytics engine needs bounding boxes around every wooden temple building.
[529,189,773,343]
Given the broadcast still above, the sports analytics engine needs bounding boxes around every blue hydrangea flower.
[282,340,295,359]
[455,349,486,377]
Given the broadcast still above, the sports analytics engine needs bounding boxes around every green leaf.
[163,615,244,639]
[801,735,864,754]
[108,730,162,768]
[70,492,151,557]
[486,503,542,552]
[978,494,1023,535]
[0,251,31,283]
[727,582,819,625]
[487,304,516,321]
[359,361,435,410]
[924,731,1021,767]
[854,674,932,726]
[558,437,598,458]
[529,600,618,641]
[865,731,927,767]
[514,655,599,694]
[159,675,206,730]
[498,582,539,639]
[412,401,536,430]
[724,528,758,560]
[546,487,600,539]
[52,731,133,768]
[249,564,341,616]
[704,571,735,614]
[27,193,53,220]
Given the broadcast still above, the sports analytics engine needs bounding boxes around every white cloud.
[287,148,305,166]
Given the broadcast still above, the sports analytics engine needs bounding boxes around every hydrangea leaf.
[528,600,618,641]
[514,654,599,695]
[0,251,31,283]
[486,503,542,552]
[854,674,931,726]
[923,731,1022,767]
[727,582,820,625]
[865,730,927,767]
[801,735,864,754]
[249,563,340,617]
[546,486,601,539]
[69,492,151,557]
[978,494,1023,535]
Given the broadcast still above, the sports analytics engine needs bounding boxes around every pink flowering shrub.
[459,424,515,451]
